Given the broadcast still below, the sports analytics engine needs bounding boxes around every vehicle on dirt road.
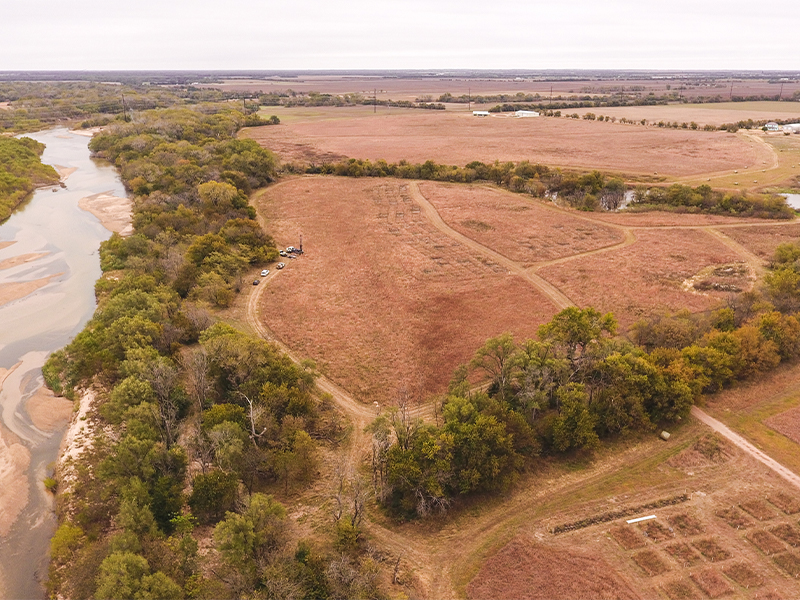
[252,279,260,285]
[261,269,269,276]
[277,262,285,269]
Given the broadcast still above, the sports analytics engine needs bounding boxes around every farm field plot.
[722,222,800,259]
[417,182,625,267]
[254,177,558,403]
[536,228,743,327]
[468,437,800,600]
[243,110,773,177]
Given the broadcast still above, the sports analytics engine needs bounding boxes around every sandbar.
[0,274,61,308]
[79,190,132,235]
[69,127,103,138]
[0,252,48,272]
[0,366,31,538]
[53,165,77,181]
[26,387,73,433]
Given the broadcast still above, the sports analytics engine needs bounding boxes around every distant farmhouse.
[515,110,539,118]
[472,110,490,117]
[783,123,800,134]
[765,122,782,131]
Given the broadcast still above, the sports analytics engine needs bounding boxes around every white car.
[287,246,295,252]
[277,262,285,269]
[279,250,287,257]
[261,269,269,277]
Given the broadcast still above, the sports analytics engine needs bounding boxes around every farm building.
[515,110,540,118]
[765,122,781,131]
[473,111,490,117]
[782,123,800,133]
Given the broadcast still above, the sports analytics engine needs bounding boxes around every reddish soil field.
[722,222,800,260]
[588,212,770,228]
[466,537,641,600]
[537,228,742,328]
[768,493,800,515]
[418,182,625,267]
[255,177,557,403]
[690,569,733,598]
[244,111,772,177]
[765,406,800,445]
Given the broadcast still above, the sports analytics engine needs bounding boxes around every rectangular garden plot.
[632,550,670,576]
[747,530,786,555]
[662,580,700,600]
[722,562,764,589]
[774,552,800,578]
[668,513,705,537]
[716,507,753,530]
[609,526,646,550]
[664,542,703,567]
[770,524,800,548]
[692,539,732,562]
[638,519,674,543]
[690,569,734,598]
[768,492,800,515]
[740,499,778,521]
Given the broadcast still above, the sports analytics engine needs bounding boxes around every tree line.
[0,136,60,221]
[45,105,382,599]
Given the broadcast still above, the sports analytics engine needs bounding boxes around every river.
[0,128,126,599]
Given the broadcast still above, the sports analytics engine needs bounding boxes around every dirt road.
[691,406,800,490]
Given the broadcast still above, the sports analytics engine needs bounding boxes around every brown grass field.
[722,222,800,260]
[537,228,743,328]
[243,109,774,177]
[417,181,625,266]
[253,177,559,403]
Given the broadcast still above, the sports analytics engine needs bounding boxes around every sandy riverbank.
[0,365,31,538]
[0,274,61,309]
[78,190,132,235]
[58,389,95,494]
[26,386,73,433]
[69,127,102,138]
[54,165,77,181]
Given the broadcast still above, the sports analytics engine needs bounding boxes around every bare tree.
[182,348,214,413]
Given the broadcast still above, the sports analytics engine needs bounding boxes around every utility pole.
[468,87,471,112]
[780,82,784,100]
[730,80,734,101]
[374,88,377,113]
[121,93,128,122]
[549,85,553,105]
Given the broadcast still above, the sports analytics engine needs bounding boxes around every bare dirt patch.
[639,520,674,543]
[537,228,742,328]
[417,182,624,266]
[465,537,641,600]
[632,549,670,576]
[690,568,734,598]
[722,561,765,588]
[256,177,557,403]
[748,530,786,555]
[610,526,647,550]
[244,111,772,177]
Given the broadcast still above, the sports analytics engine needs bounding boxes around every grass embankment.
[0,137,59,221]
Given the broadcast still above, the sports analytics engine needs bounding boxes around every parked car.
[261,269,269,276]
[286,246,295,252]
[277,262,285,269]
[279,250,287,257]
[252,279,260,285]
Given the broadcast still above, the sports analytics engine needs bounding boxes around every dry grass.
[692,539,732,562]
[418,182,625,267]
[244,110,773,177]
[631,549,670,576]
[465,538,641,600]
[716,507,754,530]
[256,177,557,403]
[537,228,742,328]
[765,406,800,445]
[748,530,786,555]
[609,526,647,550]
[770,524,800,548]
[741,500,779,522]
[662,580,700,600]
[773,552,800,578]
[722,562,764,588]
[667,513,705,537]
[690,569,735,598]
[664,542,703,566]
[721,223,800,260]
[768,493,800,515]
[638,520,674,543]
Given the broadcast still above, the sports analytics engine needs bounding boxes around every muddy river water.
[0,129,125,599]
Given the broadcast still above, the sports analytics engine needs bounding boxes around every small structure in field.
[473,111,490,117]
[783,123,800,134]
[515,110,540,118]
[764,122,781,131]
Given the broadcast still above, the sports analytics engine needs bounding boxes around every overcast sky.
[2,0,798,71]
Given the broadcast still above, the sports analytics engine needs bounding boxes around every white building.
[473,111,490,117]
[765,122,781,131]
[782,123,800,134]
[515,110,540,118]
